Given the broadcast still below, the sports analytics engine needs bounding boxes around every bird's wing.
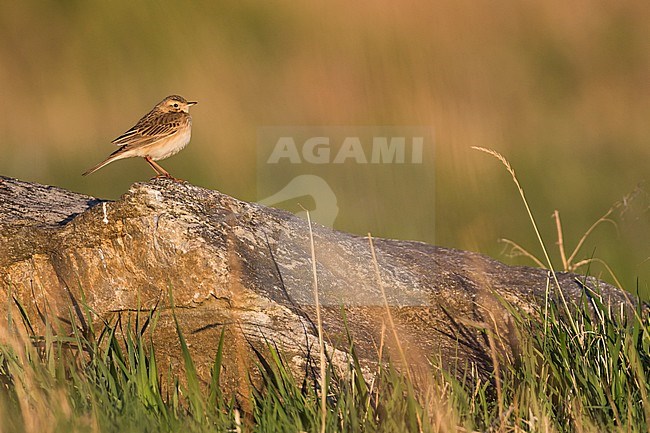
[111,112,185,148]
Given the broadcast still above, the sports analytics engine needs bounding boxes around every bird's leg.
[144,157,170,177]
[144,157,182,181]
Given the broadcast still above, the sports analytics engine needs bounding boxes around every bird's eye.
[173,103,179,108]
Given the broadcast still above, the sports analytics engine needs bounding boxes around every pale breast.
[142,126,192,161]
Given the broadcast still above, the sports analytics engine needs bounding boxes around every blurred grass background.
[0,1,648,297]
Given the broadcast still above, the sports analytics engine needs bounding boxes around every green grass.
[0,286,648,433]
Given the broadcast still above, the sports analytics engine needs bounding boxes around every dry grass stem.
[303,209,327,433]
[367,233,410,380]
[499,238,546,268]
[553,210,569,270]
[472,146,572,322]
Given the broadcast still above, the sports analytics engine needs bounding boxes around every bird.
[82,95,197,178]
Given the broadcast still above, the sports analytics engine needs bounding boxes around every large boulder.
[0,175,629,400]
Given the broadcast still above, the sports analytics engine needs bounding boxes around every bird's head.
[158,95,198,113]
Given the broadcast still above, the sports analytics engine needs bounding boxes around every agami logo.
[257,126,434,228]
[266,136,424,164]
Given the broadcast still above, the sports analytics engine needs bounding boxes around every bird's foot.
[152,173,183,182]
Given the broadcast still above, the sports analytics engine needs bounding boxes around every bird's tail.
[82,151,127,176]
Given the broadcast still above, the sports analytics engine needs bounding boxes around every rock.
[0,175,630,400]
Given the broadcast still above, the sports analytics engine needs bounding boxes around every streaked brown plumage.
[82,95,197,178]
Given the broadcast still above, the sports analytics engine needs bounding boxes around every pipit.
[82,95,197,178]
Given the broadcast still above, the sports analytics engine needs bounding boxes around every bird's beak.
[188,101,198,106]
